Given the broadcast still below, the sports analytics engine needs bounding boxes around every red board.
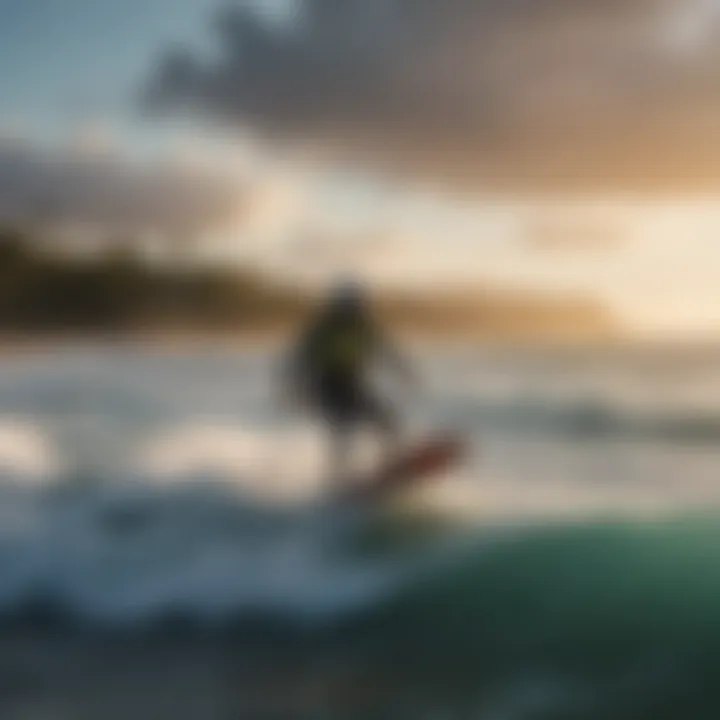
[341,436,467,505]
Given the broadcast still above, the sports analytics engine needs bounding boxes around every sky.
[0,0,215,140]
[4,0,720,337]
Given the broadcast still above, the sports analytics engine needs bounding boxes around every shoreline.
[0,329,716,360]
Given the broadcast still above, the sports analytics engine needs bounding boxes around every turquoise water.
[346,516,720,718]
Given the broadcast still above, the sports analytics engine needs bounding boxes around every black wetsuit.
[291,312,395,432]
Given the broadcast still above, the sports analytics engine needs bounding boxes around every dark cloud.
[144,0,720,190]
[0,138,240,232]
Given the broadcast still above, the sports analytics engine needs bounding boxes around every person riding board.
[283,280,417,485]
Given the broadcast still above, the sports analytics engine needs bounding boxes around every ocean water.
[1,342,720,718]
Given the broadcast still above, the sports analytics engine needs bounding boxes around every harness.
[310,321,374,374]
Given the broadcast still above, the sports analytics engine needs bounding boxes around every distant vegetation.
[0,227,309,335]
[0,226,617,341]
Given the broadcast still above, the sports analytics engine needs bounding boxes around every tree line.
[0,227,309,333]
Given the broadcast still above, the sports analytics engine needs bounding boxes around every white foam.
[0,475,413,627]
[0,419,60,482]
[136,421,396,503]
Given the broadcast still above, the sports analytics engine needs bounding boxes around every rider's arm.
[374,325,418,387]
[277,326,312,407]
[283,318,325,403]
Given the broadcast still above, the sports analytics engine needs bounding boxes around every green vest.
[314,323,374,371]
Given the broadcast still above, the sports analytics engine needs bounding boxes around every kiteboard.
[338,435,467,506]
